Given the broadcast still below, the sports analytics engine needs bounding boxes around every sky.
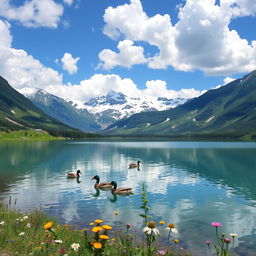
[0,0,256,103]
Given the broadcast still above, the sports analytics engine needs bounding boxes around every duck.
[67,170,81,178]
[129,161,141,169]
[111,181,133,195]
[91,175,112,189]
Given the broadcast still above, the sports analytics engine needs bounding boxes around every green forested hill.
[0,76,89,138]
[105,70,256,139]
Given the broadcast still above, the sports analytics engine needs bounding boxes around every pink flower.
[205,240,211,245]
[224,238,231,244]
[211,222,222,227]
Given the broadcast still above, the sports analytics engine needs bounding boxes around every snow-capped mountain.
[20,88,189,131]
[82,91,188,128]
[19,88,101,132]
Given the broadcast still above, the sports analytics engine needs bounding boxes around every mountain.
[104,70,256,138]
[19,88,101,132]
[0,76,85,137]
[82,91,187,129]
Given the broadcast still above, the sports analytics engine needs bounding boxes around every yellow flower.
[159,221,165,225]
[114,211,119,215]
[89,222,95,226]
[44,222,53,230]
[174,239,179,244]
[94,219,104,224]
[93,242,102,249]
[102,225,112,230]
[92,226,103,232]
[99,235,109,240]
[230,233,238,238]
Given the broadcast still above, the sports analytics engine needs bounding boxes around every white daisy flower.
[0,221,5,226]
[23,216,28,220]
[165,224,178,234]
[26,223,31,228]
[19,232,25,236]
[71,243,80,251]
[143,221,160,236]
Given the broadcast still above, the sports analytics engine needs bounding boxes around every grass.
[0,130,64,141]
[0,203,190,256]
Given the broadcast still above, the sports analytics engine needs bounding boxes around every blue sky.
[0,0,256,103]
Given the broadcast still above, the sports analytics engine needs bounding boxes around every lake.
[0,140,256,255]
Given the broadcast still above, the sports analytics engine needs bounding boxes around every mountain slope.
[82,91,187,129]
[104,71,256,137]
[0,76,84,136]
[19,88,101,132]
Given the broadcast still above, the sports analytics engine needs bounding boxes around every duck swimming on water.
[111,181,133,195]
[129,161,141,169]
[67,170,81,178]
[91,175,112,189]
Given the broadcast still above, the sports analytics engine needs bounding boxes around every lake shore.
[0,203,190,256]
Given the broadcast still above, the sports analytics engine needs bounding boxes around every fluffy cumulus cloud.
[144,80,203,99]
[0,18,202,104]
[0,0,63,28]
[0,20,63,89]
[60,53,80,75]
[101,0,256,75]
[99,40,146,69]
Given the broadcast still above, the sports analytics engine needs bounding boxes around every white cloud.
[0,0,63,28]
[144,80,203,99]
[0,18,203,105]
[0,20,12,48]
[214,76,235,89]
[101,0,256,75]
[0,20,63,89]
[60,53,80,75]
[46,73,140,103]
[99,40,147,69]
[63,0,73,6]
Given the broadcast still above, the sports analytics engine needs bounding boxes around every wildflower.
[143,221,160,236]
[59,248,66,254]
[174,239,179,244]
[211,222,222,228]
[19,232,25,236]
[0,221,5,226]
[92,226,103,232]
[159,221,165,225]
[23,216,28,220]
[89,222,95,226]
[93,242,102,249]
[44,222,54,230]
[165,224,178,234]
[205,240,211,245]
[114,211,119,215]
[26,223,32,228]
[54,240,63,244]
[102,225,112,230]
[126,224,131,230]
[230,233,238,238]
[71,243,80,251]
[9,240,14,243]
[94,219,103,224]
[157,250,166,255]
[224,238,231,244]
[99,235,109,240]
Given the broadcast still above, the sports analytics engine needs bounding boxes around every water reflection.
[0,141,256,255]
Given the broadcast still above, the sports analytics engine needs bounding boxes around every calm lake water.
[0,140,256,255]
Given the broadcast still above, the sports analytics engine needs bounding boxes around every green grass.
[0,130,64,141]
[0,203,189,256]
